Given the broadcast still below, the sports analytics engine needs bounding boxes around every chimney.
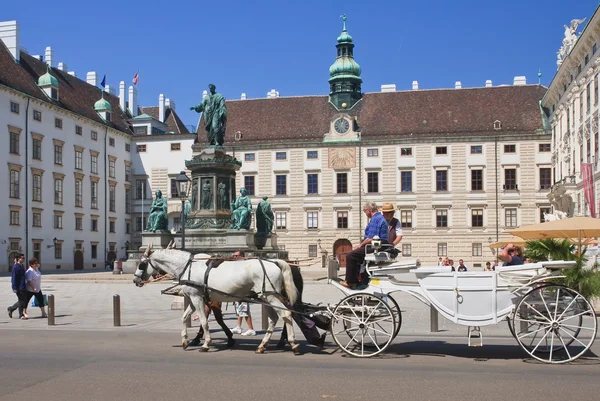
[128,85,138,117]
[68,71,76,77]
[165,98,176,111]
[455,81,462,89]
[241,93,247,100]
[513,76,527,86]
[119,81,126,112]
[202,90,208,99]
[57,62,68,71]
[44,46,53,67]
[104,84,116,96]
[412,81,419,90]
[485,80,492,87]
[86,71,98,86]
[267,89,279,98]
[159,94,165,123]
[380,84,396,92]
[0,21,20,62]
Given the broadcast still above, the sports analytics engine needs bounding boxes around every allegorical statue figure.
[190,84,227,146]
[200,179,213,210]
[256,196,274,234]
[217,181,228,210]
[145,190,168,232]
[190,178,198,210]
[230,188,253,230]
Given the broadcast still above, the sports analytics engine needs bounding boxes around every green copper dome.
[337,29,353,43]
[329,57,362,78]
[94,97,112,111]
[38,71,58,87]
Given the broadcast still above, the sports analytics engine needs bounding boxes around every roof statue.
[557,18,587,68]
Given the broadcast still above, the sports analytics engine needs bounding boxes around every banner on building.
[581,163,596,218]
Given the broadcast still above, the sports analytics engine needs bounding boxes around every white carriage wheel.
[511,284,597,364]
[341,294,402,344]
[331,292,396,358]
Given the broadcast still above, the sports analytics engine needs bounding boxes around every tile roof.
[204,85,547,145]
[139,106,190,135]
[0,42,133,135]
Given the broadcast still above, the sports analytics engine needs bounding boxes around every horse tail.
[274,259,298,306]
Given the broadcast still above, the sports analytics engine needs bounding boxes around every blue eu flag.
[100,75,106,88]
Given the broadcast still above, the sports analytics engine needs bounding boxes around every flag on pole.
[582,163,596,218]
[100,74,106,88]
[133,71,139,85]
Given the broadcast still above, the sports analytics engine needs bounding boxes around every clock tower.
[328,15,363,110]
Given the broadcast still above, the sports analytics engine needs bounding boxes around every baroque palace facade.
[1,17,557,270]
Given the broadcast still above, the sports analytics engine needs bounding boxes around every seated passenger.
[340,202,389,289]
[498,243,524,266]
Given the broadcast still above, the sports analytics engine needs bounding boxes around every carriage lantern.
[175,171,191,250]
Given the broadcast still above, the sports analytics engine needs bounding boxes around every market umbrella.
[509,216,600,255]
[488,236,527,249]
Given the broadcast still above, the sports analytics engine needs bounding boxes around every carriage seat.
[409,266,452,274]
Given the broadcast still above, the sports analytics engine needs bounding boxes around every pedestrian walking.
[24,258,47,318]
[7,254,28,320]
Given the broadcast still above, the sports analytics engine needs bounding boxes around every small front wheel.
[331,292,396,358]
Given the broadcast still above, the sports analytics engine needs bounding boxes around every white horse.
[132,243,300,353]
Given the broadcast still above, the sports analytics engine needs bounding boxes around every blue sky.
[3,0,600,128]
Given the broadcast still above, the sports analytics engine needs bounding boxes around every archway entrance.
[74,250,84,270]
[7,252,19,273]
[333,239,352,268]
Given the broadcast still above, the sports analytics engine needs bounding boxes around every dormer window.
[94,97,112,122]
[37,68,59,101]
[493,120,502,130]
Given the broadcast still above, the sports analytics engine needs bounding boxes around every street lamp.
[47,237,58,249]
[175,171,191,250]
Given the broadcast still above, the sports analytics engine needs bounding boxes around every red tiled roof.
[139,106,190,135]
[204,85,546,145]
[0,42,132,134]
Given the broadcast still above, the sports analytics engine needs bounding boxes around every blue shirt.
[364,212,388,241]
[11,262,26,291]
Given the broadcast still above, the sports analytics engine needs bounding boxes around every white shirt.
[25,267,41,293]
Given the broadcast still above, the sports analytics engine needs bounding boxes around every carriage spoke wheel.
[331,293,396,358]
[341,294,402,344]
[511,284,597,364]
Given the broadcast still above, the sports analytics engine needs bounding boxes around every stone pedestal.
[141,232,174,248]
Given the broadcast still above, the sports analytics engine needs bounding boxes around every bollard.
[519,304,528,333]
[327,258,338,281]
[113,294,121,327]
[47,294,55,326]
[184,297,191,328]
[261,305,269,331]
[429,304,439,332]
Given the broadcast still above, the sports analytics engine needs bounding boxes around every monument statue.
[200,179,213,210]
[190,178,198,210]
[217,181,228,210]
[190,84,227,146]
[145,190,168,232]
[256,196,274,234]
[230,188,253,230]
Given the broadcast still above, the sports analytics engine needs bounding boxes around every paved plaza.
[1,267,531,340]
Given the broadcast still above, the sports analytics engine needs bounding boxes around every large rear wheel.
[510,284,597,364]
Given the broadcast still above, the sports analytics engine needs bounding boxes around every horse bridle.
[137,253,194,281]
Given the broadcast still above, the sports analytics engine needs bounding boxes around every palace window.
[109,159,115,178]
[307,174,318,194]
[309,245,318,258]
[471,209,483,227]
[75,179,83,207]
[504,169,517,190]
[402,243,412,257]
[75,217,82,231]
[540,207,552,223]
[539,168,552,190]
[75,150,83,170]
[32,138,42,160]
[435,146,447,155]
[54,243,62,259]
[471,169,483,191]
[244,153,255,161]
[539,143,551,152]
[137,144,146,153]
[367,148,378,157]
[10,210,19,225]
[33,110,42,121]
[307,211,318,229]
[470,145,483,154]
[275,152,287,160]
[367,172,379,193]
[109,185,116,212]
[244,176,255,196]
[337,211,348,229]
[10,101,19,114]
[437,243,447,257]
[436,170,447,191]
[9,132,19,154]
[33,175,42,202]
[472,243,482,257]
[505,208,517,227]
[109,137,115,147]
[54,144,63,165]
[400,210,412,228]
[401,171,412,192]
[10,170,20,198]
[336,173,348,194]
[504,144,516,153]
[400,147,412,156]
[307,151,318,159]
[54,179,63,204]
[276,175,287,195]
[76,125,83,136]
[91,131,98,140]
[276,212,286,230]
[171,143,181,151]
[91,181,98,209]
[53,214,63,229]
[54,118,62,129]
[436,209,448,228]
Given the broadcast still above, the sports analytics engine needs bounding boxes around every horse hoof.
[291,344,301,354]
[199,346,209,352]
[227,338,236,348]
[256,347,265,354]
[182,340,189,350]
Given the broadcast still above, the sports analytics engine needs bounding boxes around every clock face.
[334,118,350,134]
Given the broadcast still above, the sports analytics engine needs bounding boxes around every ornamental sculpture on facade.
[557,18,587,68]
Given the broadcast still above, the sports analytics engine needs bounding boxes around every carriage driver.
[341,202,389,289]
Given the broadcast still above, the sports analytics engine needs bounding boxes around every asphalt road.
[0,330,598,401]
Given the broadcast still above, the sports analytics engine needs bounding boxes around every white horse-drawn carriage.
[133,240,597,364]
[325,238,598,364]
